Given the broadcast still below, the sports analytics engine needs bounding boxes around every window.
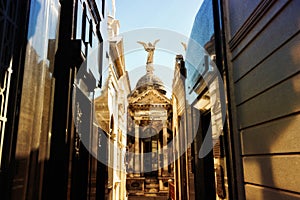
[75,1,83,40]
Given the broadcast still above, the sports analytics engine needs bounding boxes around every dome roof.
[136,73,163,88]
[133,64,166,95]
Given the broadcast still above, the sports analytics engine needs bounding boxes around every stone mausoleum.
[126,41,174,198]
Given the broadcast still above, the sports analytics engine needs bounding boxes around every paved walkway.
[128,196,168,200]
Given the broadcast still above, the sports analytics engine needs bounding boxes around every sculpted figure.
[137,39,160,64]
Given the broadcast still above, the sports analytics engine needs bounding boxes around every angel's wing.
[153,39,160,46]
[137,41,148,49]
[181,42,187,51]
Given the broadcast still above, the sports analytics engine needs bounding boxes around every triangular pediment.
[94,82,110,133]
[129,89,171,105]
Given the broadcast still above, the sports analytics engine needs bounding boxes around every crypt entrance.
[142,127,159,178]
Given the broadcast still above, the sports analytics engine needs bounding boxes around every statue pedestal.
[146,63,154,73]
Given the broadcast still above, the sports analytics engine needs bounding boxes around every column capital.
[134,120,140,127]
[162,120,168,128]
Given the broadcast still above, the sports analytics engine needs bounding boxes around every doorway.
[143,139,158,177]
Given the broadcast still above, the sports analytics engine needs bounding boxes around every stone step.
[145,188,159,193]
[144,193,158,197]
[129,197,167,200]
[145,179,159,183]
[145,183,159,188]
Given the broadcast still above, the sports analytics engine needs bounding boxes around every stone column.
[158,139,162,176]
[158,138,164,191]
[141,140,144,176]
[127,142,134,177]
[163,120,168,176]
[134,120,140,176]
[170,140,174,176]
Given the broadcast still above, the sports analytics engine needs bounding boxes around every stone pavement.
[128,196,168,200]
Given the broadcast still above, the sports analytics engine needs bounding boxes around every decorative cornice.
[129,89,171,105]
[228,0,274,51]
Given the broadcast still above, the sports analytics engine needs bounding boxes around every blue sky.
[115,0,203,37]
[109,0,204,90]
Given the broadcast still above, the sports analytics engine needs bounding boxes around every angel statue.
[137,39,160,64]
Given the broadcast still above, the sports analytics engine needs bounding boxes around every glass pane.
[186,0,215,98]
[16,0,60,163]
[85,17,90,43]
[76,2,83,40]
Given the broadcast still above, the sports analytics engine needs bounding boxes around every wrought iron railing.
[0,60,12,168]
[0,0,19,168]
